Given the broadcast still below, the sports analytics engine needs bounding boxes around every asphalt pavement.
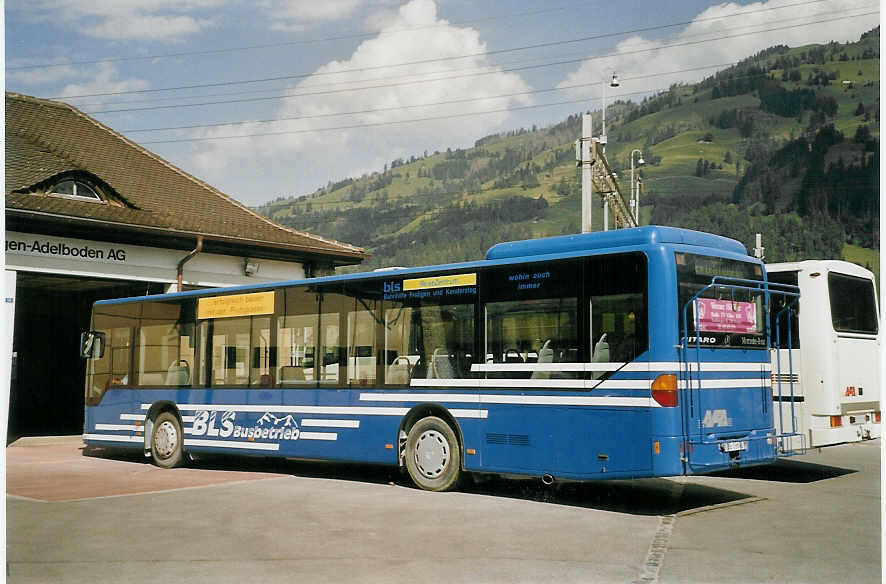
[6,436,881,583]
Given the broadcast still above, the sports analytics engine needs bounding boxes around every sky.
[5,0,880,207]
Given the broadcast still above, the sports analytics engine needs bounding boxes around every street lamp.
[630,149,644,224]
[600,72,619,154]
[600,72,619,230]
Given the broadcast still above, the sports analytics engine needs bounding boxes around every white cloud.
[7,62,79,86]
[557,0,878,105]
[57,63,150,107]
[261,0,363,31]
[188,0,533,206]
[8,0,221,41]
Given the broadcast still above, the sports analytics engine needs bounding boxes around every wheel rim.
[153,420,178,460]
[414,429,450,479]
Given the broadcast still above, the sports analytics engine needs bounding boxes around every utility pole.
[579,112,593,233]
[753,233,765,260]
[576,112,636,232]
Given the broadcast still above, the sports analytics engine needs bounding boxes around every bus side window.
[206,317,252,386]
[277,288,319,387]
[588,254,648,366]
[768,271,800,348]
[249,317,273,387]
[348,302,378,386]
[481,260,581,380]
[317,287,352,385]
[87,303,138,404]
[136,300,195,388]
[384,300,475,385]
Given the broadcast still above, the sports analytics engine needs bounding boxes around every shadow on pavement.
[84,446,754,516]
[460,475,753,516]
[710,458,857,483]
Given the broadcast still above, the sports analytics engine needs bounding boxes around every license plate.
[719,440,747,453]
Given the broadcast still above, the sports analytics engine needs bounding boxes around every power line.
[132,69,755,145]
[9,2,583,72]
[66,0,870,112]
[138,96,609,144]
[122,63,733,134]
[51,0,843,100]
[72,47,601,110]
[84,8,877,116]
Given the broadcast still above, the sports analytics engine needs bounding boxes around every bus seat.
[165,360,190,386]
[431,348,456,379]
[280,366,305,382]
[592,334,609,380]
[386,363,409,385]
[531,340,553,379]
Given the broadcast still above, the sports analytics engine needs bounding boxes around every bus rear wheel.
[404,416,461,492]
[151,411,184,468]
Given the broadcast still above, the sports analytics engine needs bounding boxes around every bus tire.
[150,411,184,469]
[404,416,461,492]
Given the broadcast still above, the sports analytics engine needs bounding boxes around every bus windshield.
[829,273,878,334]
[676,252,765,349]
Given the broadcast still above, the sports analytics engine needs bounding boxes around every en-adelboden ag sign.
[4,231,305,287]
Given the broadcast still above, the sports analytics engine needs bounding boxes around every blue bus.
[80,226,784,491]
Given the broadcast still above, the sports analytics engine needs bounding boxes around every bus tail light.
[876,412,881,423]
[652,375,678,407]
[830,415,842,428]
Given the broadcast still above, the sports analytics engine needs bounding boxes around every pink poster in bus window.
[693,298,758,333]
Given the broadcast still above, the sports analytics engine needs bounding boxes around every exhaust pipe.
[541,474,555,485]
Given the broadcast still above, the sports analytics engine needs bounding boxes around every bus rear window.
[829,273,878,334]
[676,252,765,349]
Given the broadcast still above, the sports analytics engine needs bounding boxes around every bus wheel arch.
[399,404,463,492]
[145,402,185,468]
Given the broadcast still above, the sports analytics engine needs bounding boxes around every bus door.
[677,275,776,472]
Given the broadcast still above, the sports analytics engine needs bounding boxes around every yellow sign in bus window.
[403,273,476,291]
[197,291,275,319]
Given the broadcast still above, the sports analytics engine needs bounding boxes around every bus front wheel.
[404,416,461,492]
[151,411,184,468]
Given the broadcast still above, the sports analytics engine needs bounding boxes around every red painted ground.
[6,438,280,502]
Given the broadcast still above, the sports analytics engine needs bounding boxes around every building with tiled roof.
[6,91,366,272]
[4,91,366,440]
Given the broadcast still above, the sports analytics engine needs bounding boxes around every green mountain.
[258,28,880,278]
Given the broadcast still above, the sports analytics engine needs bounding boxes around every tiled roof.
[5,92,366,262]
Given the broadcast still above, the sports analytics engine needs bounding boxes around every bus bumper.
[809,417,880,447]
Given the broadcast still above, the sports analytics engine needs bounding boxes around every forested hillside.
[258,29,879,276]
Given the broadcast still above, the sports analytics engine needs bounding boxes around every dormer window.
[51,180,102,202]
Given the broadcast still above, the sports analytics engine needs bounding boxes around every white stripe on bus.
[679,379,769,389]
[641,362,771,372]
[183,439,279,451]
[472,363,620,373]
[411,378,588,389]
[140,403,487,420]
[361,393,658,408]
[411,378,762,390]
[84,433,143,443]
[300,432,338,441]
[119,413,146,421]
[471,362,771,373]
[95,424,140,432]
[300,419,360,428]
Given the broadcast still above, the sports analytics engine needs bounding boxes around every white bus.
[767,260,880,450]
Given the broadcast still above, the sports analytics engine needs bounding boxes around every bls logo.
[702,409,732,428]
[383,281,401,293]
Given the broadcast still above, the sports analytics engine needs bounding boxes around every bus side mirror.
[80,331,106,359]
